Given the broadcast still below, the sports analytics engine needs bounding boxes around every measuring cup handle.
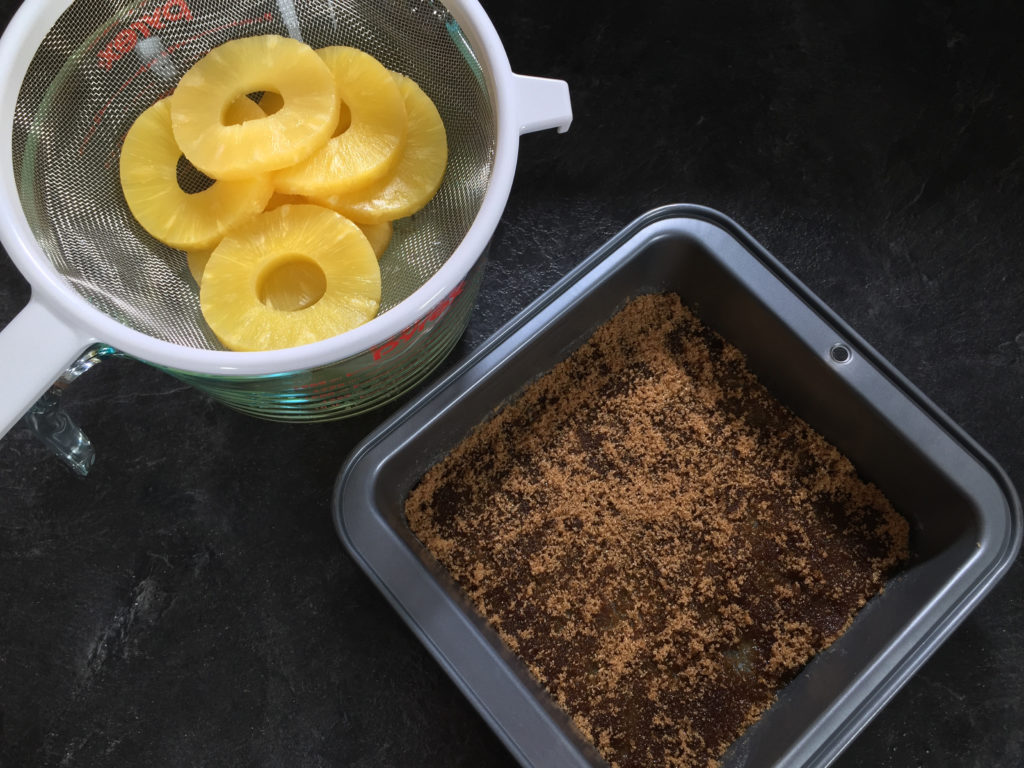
[19,345,115,476]
[0,299,96,440]
[511,73,572,135]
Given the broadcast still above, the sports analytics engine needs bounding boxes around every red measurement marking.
[84,12,275,156]
[371,280,466,362]
[291,280,471,398]
[97,0,193,70]
[83,61,152,155]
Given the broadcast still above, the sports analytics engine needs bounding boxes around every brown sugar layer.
[405,293,910,768]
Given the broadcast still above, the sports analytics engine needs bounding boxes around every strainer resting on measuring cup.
[0,0,571,474]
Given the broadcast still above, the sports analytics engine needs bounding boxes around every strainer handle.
[511,74,573,135]
[0,299,97,441]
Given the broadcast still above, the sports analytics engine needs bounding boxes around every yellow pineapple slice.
[186,191,303,286]
[120,97,273,250]
[273,46,407,197]
[264,193,392,258]
[357,220,393,259]
[264,192,311,210]
[223,94,268,125]
[186,248,212,283]
[314,73,447,224]
[170,36,338,180]
[200,204,381,351]
[257,90,285,115]
[187,196,387,285]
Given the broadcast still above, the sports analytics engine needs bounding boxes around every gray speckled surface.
[1,0,1022,766]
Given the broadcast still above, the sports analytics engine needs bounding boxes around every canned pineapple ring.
[170,35,339,180]
[199,204,381,352]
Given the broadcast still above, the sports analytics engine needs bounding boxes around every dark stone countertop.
[1,0,1022,766]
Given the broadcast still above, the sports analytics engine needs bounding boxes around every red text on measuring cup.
[97,0,194,70]
[372,281,466,362]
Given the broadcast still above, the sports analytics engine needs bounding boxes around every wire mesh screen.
[12,0,496,350]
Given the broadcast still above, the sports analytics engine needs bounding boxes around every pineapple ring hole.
[244,93,351,135]
[257,256,327,312]
[331,101,353,137]
[250,91,283,116]
[226,94,269,123]
[175,154,215,194]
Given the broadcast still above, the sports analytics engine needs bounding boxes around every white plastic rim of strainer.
[0,0,572,437]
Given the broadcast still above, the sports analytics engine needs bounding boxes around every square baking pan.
[332,205,1022,768]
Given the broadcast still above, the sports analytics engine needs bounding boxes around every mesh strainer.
[0,0,571,453]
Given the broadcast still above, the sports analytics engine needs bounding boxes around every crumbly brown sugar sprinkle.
[405,293,909,768]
